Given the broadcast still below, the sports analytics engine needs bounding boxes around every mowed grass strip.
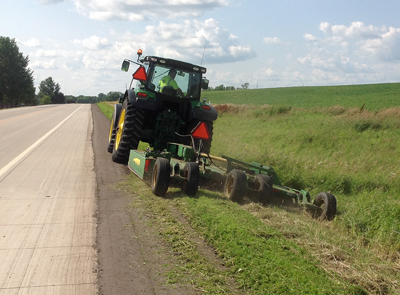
[124,175,358,294]
[178,194,362,295]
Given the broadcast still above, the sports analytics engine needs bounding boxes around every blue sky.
[2,0,400,96]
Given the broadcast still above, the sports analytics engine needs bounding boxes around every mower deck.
[127,142,336,221]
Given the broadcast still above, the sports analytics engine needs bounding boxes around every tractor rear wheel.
[151,158,170,197]
[254,174,273,204]
[181,162,199,196]
[107,103,122,153]
[224,169,247,203]
[313,192,337,221]
[112,99,144,164]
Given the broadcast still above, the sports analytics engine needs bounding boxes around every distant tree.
[0,36,36,108]
[214,84,225,91]
[225,86,236,90]
[38,77,65,104]
[241,83,249,89]
[65,95,76,103]
[53,91,65,104]
[40,95,52,105]
[106,91,123,101]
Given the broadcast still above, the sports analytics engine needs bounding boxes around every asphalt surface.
[0,105,97,294]
[0,104,194,295]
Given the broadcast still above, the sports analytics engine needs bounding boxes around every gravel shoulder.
[91,104,194,295]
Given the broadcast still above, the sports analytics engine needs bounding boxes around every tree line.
[0,36,122,108]
[205,82,249,91]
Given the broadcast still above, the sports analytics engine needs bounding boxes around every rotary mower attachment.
[127,123,337,221]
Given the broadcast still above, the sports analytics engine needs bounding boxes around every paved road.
[0,105,97,295]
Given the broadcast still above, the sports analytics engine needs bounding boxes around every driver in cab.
[159,68,185,97]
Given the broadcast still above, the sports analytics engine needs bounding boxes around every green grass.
[97,83,400,295]
[202,83,400,110]
[210,106,400,252]
[97,101,114,120]
[181,195,361,294]
[123,178,359,294]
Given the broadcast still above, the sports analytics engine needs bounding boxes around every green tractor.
[107,50,337,221]
[108,49,217,164]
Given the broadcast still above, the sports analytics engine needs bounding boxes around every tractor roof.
[141,56,207,74]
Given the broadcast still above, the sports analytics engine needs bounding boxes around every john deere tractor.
[108,49,217,164]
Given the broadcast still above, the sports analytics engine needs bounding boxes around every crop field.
[201,83,400,110]
[98,83,400,294]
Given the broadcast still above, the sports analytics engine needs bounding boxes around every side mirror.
[121,60,130,72]
[201,78,209,90]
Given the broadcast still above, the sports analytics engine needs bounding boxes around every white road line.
[0,105,84,180]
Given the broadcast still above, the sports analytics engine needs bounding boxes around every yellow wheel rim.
[226,176,234,197]
[109,118,114,142]
[152,165,158,187]
[115,109,126,150]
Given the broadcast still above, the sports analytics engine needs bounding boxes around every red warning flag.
[132,66,147,81]
[191,122,210,140]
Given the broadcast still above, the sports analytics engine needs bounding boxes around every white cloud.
[320,21,387,39]
[21,38,41,47]
[292,21,400,87]
[31,60,58,69]
[362,27,400,61]
[39,0,64,4]
[117,18,255,64]
[74,36,111,50]
[63,0,229,21]
[263,37,282,44]
[303,34,317,42]
[31,49,69,58]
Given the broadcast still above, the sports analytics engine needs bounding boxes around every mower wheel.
[107,103,122,153]
[151,158,170,197]
[313,192,337,221]
[255,174,273,204]
[181,162,199,196]
[224,169,247,203]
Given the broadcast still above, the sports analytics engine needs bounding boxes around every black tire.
[112,99,144,164]
[224,169,247,203]
[254,174,273,204]
[186,121,213,154]
[151,158,170,197]
[181,162,199,196]
[313,192,337,221]
[107,103,122,153]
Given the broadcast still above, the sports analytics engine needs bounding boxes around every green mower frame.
[110,50,337,221]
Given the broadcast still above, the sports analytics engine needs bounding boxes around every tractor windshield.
[147,64,202,99]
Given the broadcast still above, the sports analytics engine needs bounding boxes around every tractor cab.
[122,50,209,102]
[118,50,216,154]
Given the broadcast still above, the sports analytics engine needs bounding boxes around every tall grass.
[211,105,400,251]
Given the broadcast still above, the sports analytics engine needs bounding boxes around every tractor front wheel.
[181,162,199,196]
[224,169,247,203]
[112,99,143,164]
[151,158,170,197]
[254,174,273,204]
[313,192,337,221]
